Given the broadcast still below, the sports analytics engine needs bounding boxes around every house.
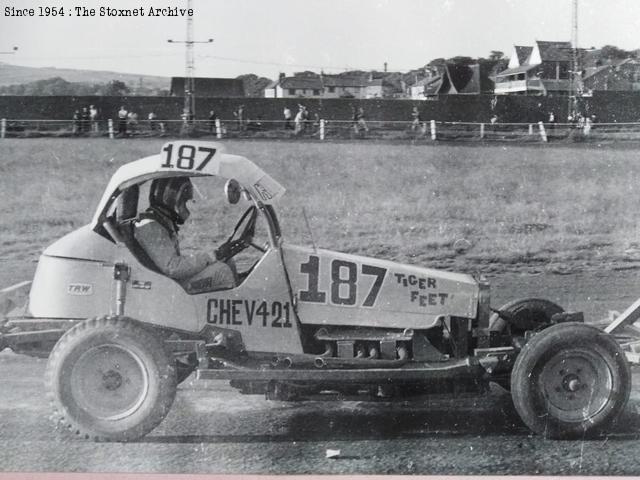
[494,41,573,95]
[582,58,640,93]
[170,77,245,97]
[321,75,368,98]
[263,73,324,98]
[263,72,404,99]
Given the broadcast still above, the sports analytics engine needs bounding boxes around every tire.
[489,298,565,391]
[45,316,177,442]
[489,298,564,335]
[511,322,631,439]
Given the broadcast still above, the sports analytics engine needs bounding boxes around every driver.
[134,176,236,293]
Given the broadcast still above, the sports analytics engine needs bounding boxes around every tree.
[489,50,505,61]
[236,74,274,97]
[100,80,130,96]
[600,45,635,60]
[446,56,475,65]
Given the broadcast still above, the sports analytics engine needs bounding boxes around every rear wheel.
[489,298,564,335]
[511,322,630,439]
[45,316,177,441]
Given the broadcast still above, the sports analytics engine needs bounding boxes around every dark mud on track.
[2,269,640,475]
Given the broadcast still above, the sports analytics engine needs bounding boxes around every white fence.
[3,117,640,143]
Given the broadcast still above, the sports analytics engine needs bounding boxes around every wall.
[0,92,638,124]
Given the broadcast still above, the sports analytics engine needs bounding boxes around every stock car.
[0,141,634,441]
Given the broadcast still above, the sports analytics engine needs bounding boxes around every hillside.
[0,62,170,90]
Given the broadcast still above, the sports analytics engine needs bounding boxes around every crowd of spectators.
[60,102,600,140]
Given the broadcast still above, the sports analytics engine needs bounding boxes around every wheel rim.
[538,348,613,423]
[70,344,150,421]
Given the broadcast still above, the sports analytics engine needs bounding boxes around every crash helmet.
[148,176,194,224]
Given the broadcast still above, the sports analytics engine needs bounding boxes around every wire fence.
[2,117,640,143]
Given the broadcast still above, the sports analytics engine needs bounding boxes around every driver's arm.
[136,219,214,280]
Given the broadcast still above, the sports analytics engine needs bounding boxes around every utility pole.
[569,0,579,120]
[167,0,212,127]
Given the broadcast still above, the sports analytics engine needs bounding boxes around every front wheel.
[45,316,177,441]
[511,322,630,439]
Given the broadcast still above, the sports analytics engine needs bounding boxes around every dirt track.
[2,270,640,475]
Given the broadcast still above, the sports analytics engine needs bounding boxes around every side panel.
[120,249,200,332]
[29,255,113,319]
[282,244,479,330]
[193,248,304,354]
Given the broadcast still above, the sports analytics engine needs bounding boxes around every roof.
[444,64,478,93]
[583,65,611,80]
[536,40,572,62]
[170,77,245,97]
[423,76,443,96]
[92,141,285,226]
[514,46,533,65]
[278,76,323,89]
[321,75,366,88]
[541,79,571,91]
[495,64,539,77]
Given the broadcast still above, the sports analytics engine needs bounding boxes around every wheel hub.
[102,370,123,391]
[563,374,582,393]
[70,344,150,421]
[539,348,613,422]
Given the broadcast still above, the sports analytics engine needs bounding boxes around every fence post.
[430,120,437,140]
[0,118,5,139]
[215,119,222,139]
[108,118,114,139]
[584,120,592,136]
[528,124,533,135]
[480,123,485,139]
[538,121,548,142]
[320,119,325,140]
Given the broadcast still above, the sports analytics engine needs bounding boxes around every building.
[582,58,640,93]
[494,41,573,95]
[411,64,491,99]
[170,77,245,97]
[263,72,404,99]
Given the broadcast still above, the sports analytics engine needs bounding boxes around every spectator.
[233,104,245,131]
[294,104,305,134]
[302,106,312,132]
[72,110,80,136]
[283,106,292,130]
[127,110,138,134]
[89,105,99,132]
[81,107,90,133]
[148,111,157,131]
[490,114,498,133]
[354,106,368,135]
[548,111,556,131]
[118,106,128,136]
[207,110,217,134]
[411,106,422,132]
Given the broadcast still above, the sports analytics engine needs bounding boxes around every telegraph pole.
[167,0,212,125]
[569,0,579,120]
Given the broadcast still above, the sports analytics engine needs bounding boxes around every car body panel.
[282,243,479,330]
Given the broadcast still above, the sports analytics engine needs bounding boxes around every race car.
[0,141,632,441]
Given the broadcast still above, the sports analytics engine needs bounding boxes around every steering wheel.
[215,206,266,262]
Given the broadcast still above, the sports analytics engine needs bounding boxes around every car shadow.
[143,394,531,444]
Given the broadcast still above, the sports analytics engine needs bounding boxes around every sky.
[1,0,640,80]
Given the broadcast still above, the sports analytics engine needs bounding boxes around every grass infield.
[1,138,640,287]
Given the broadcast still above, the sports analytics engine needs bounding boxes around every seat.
[114,185,163,274]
